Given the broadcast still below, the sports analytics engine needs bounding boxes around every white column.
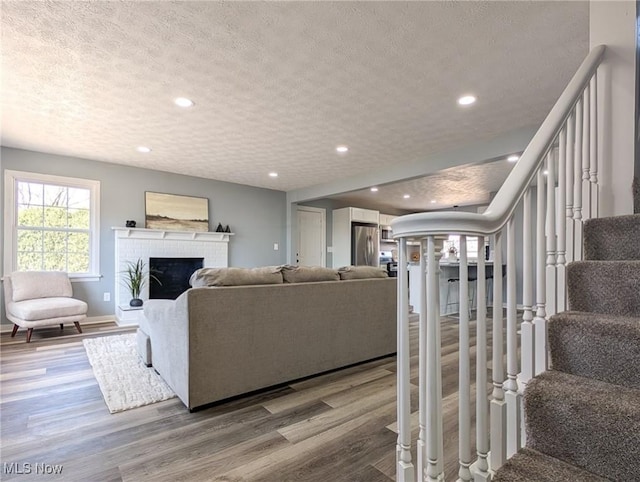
[556,130,567,314]
[396,238,415,482]
[589,74,599,218]
[582,85,592,220]
[473,237,490,482]
[573,98,584,261]
[426,236,444,482]
[504,218,521,458]
[489,231,506,471]
[458,237,471,482]
[520,187,534,383]
[546,152,558,318]
[565,111,575,264]
[534,169,549,375]
[418,239,428,480]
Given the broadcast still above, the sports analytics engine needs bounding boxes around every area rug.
[83,333,175,413]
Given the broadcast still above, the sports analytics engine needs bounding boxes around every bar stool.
[445,265,477,317]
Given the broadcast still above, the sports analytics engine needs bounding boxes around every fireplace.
[149,257,204,300]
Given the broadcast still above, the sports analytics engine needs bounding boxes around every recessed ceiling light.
[457,95,476,106]
[431,200,437,203]
[174,97,194,108]
[268,172,278,178]
[507,155,520,162]
[403,194,410,199]
[136,146,152,153]
[336,145,349,153]
[370,187,378,192]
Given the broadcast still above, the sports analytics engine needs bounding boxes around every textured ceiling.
[1,1,589,202]
[329,157,518,214]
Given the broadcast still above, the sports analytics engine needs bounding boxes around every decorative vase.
[215,223,224,232]
[130,298,143,307]
[224,225,231,233]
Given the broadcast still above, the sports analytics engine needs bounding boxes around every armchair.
[3,271,87,343]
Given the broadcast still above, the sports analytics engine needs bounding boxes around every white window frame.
[3,170,101,281]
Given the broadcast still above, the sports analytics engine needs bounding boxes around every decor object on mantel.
[215,223,224,232]
[145,192,209,232]
[126,220,136,228]
[121,258,160,307]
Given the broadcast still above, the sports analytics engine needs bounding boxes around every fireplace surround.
[113,227,231,324]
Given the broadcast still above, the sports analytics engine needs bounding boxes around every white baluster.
[565,110,575,264]
[546,151,557,318]
[426,236,444,482]
[557,130,567,313]
[489,231,506,471]
[582,85,591,220]
[534,168,548,375]
[396,238,415,482]
[521,187,535,384]
[589,73,599,218]
[418,239,428,480]
[504,218,521,458]
[574,98,584,260]
[473,237,490,481]
[458,237,472,482]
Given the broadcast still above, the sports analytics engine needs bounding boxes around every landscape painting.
[145,192,209,232]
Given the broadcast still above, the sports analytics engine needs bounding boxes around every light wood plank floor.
[1,313,504,481]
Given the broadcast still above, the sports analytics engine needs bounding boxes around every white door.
[297,207,326,266]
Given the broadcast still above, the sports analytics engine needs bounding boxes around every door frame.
[296,206,326,267]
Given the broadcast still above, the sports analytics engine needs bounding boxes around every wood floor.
[0,314,501,481]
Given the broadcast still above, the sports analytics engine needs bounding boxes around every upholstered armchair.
[3,271,87,343]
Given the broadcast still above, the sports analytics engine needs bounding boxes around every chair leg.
[11,324,19,337]
[74,322,83,334]
[26,328,33,343]
[60,323,64,330]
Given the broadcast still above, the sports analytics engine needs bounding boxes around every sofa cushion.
[10,271,73,302]
[189,266,283,287]
[8,297,88,321]
[281,265,340,283]
[338,265,389,280]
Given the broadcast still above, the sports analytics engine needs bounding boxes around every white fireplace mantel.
[112,227,232,325]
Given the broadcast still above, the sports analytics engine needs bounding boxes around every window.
[446,235,479,259]
[4,170,100,280]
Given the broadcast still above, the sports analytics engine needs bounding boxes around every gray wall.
[1,147,287,324]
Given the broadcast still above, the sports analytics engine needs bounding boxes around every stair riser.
[549,312,640,389]
[583,214,640,260]
[524,374,640,481]
[567,261,640,317]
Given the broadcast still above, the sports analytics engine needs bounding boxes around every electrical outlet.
[273,243,279,251]
[103,292,110,302]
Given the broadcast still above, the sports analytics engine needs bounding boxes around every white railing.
[391,45,605,482]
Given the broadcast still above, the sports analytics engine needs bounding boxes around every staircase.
[494,213,640,481]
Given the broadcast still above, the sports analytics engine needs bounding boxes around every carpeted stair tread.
[493,448,608,482]
[524,370,640,481]
[549,311,640,389]
[583,213,640,260]
[567,261,640,317]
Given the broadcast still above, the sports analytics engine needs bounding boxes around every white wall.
[591,0,637,215]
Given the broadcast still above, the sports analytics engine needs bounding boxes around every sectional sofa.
[141,265,397,411]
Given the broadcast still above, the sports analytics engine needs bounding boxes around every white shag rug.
[83,333,175,413]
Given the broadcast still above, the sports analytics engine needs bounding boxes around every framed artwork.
[145,192,209,232]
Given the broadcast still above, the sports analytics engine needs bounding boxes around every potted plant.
[121,258,160,307]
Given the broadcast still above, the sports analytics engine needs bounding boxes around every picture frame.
[145,192,209,232]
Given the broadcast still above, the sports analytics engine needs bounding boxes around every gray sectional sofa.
[141,265,397,411]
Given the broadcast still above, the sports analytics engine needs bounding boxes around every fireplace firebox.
[149,257,204,300]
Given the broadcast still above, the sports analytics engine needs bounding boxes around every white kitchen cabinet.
[332,207,380,268]
[379,214,398,226]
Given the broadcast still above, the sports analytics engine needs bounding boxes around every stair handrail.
[391,44,606,238]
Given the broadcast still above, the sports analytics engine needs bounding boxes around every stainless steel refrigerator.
[351,222,379,266]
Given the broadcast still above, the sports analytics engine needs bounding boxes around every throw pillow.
[281,265,340,283]
[189,266,283,287]
[338,265,389,280]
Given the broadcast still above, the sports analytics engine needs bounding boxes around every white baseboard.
[0,314,117,334]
